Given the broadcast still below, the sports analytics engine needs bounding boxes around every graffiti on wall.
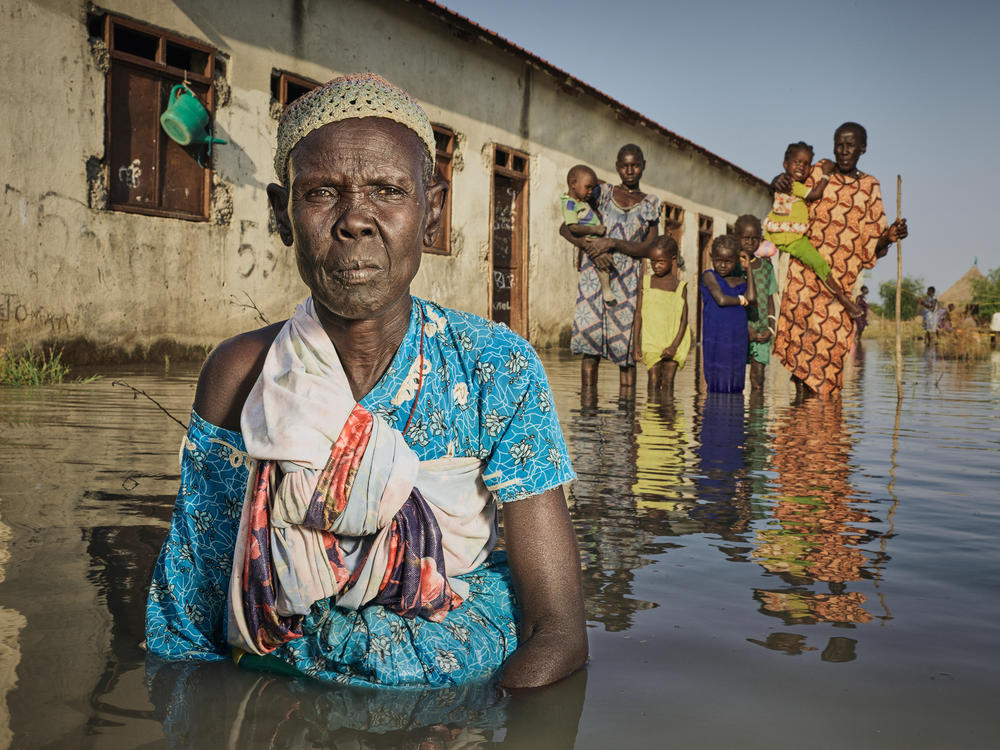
[0,292,74,334]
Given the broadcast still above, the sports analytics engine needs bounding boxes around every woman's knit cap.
[274,72,436,184]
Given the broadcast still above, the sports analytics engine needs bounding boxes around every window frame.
[425,124,456,255]
[100,13,217,221]
[271,70,321,110]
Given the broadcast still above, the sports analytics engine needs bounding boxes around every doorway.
[490,145,529,337]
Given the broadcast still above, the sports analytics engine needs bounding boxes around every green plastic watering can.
[160,84,227,153]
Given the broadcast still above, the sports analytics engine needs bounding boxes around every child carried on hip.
[764,141,863,318]
[561,165,616,306]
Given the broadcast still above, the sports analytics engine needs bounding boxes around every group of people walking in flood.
[561,122,909,401]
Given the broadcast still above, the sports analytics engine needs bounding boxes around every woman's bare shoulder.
[193,321,285,431]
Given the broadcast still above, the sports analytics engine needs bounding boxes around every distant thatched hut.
[939,265,985,309]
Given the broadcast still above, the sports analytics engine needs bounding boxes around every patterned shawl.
[227,298,496,655]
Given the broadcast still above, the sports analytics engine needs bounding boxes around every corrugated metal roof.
[405,0,768,188]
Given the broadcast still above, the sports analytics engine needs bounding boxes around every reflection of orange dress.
[774,165,888,396]
[755,399,875,624]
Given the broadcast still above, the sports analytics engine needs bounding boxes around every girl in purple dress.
[699,235,757,393]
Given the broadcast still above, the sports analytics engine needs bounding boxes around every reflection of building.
[752,399,883,626]
[1,0,768,359]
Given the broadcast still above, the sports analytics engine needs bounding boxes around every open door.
[490,145,529,338]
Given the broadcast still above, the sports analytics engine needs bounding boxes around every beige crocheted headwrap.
[274,73,436,184]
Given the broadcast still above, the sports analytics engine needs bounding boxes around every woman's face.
[834,128,866,173]
[616,150,645,189]
[273,118,442,321]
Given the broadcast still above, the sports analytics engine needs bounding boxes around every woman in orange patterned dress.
[772,122,908,398]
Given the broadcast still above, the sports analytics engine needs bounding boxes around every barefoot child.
[639,236,691,396]
[735,215,777,392]
[700,235,756,393]
[854,285,870,340]
[919,286,943,344]
[561,165,616,306]
[764,142,862,318]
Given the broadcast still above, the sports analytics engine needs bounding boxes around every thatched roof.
[939,266,985,307]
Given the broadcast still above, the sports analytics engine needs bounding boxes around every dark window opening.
[494,145,528,177]
[112,23,158,61]
[165,41,209,75]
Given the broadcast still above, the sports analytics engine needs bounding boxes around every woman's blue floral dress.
[146,298,576,687]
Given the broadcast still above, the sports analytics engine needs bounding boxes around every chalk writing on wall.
[0,292,74,333]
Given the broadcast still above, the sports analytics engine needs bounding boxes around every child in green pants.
[764,141,862,318]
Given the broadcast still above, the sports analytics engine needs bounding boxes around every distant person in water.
[735,214,777,392]
[637,236,691,397]
[561,164,616,307]
[919,286,943,344]
[854,286,870,340]
[764,141,863,319]
[700,235,756,393]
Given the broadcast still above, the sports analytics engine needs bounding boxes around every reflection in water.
[146,659,587,749]
[690,392,753,546]
[752,398,883,629]
[3,348,998,747]
[568,399,664,632]
[632,400,697,534]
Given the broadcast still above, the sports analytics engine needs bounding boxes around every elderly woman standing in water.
[561,145,661,399]
[145,74,587,689]
[773,122,908,398]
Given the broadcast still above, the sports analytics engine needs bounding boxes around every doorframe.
[488,144,530,338]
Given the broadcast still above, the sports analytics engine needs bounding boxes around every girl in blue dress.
[699,235,757,393]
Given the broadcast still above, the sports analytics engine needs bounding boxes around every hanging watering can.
[160,84,227,153]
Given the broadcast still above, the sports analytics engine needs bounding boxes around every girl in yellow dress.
[638,236,691,396]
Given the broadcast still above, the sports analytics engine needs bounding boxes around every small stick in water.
[112,379,188,431]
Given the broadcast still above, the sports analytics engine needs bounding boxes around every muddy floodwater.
[1,343,998,749]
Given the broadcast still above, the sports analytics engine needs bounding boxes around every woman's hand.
[585,237,618,254]
[582,238,613,272]
[660,344,677,360]
[886,218,908,243]
[875,218,908,258]
[771,173,793,193]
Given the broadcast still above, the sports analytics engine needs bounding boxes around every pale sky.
[437,0,1000,293]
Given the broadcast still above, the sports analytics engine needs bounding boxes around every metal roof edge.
[404,0,769,189]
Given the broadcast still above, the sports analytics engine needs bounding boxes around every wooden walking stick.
[895,175,903,401]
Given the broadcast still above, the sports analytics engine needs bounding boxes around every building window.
[426,125,456,255]
[663,202,684,248]
[271,70,320,110]
[95,13,219,221]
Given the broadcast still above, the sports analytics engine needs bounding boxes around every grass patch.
[0,346,101,386]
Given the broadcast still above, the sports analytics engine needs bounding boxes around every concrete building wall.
[0,0,770,360]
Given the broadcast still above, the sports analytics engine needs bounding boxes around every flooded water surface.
[0,345,998,748]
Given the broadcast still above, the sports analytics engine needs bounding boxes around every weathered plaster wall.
[0,0,769,360]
